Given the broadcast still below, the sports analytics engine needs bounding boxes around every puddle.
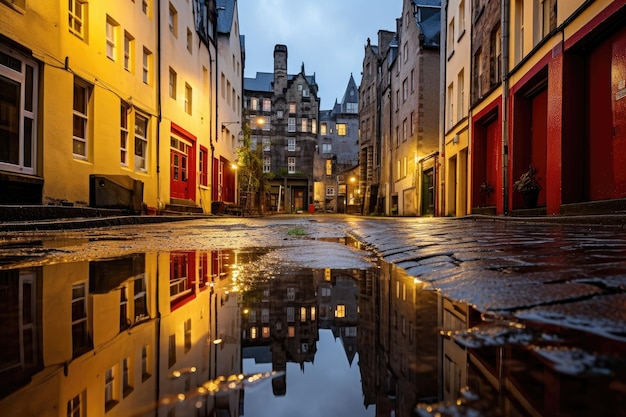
[0,241,625,417]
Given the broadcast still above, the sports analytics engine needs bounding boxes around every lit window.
[301,118,308,133]
[262,98,271,112]
[320,123,327,135]
[73,78,91,159]
[326,187,335,196]
[289,102,296,114]
[250,97,258,110]
[262,327,270,338]
[311,118,317,134]
[335,305,346,318]
[325,159,332,176]
[336,123,347,136]
[68,0,86,39]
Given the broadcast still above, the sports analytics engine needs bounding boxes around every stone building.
[315,74,360,213]
[243,45,320,213]
[377,0,442,216]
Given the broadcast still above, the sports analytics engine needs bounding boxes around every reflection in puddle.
[0,244,624,416]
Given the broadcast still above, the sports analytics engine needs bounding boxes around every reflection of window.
[72,282,90,356]
[168,334,176,368]
[134,275,148,322]
[120,287,129,331]
[335,305,345,318]
[184,319,191,352]
[141,345,150,381]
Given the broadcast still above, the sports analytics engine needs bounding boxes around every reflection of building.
[0,249,247,417]
[241,267,318,396]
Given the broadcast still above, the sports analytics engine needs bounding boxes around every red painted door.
[612,31,626,196]
[531,89,548,206]
[484,120,500,207]
[170,139,190,199]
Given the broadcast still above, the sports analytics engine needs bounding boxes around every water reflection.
[1,246,625,416]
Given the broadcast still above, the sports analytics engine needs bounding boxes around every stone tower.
[273,44,288,97]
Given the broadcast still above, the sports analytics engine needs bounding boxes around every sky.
[237,0,403,109]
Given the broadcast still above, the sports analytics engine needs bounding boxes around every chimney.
[273,44,288,96]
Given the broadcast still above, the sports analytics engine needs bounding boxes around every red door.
[170,142,189,199]
[484,120,500,207]
[612,31,626,196]
[531,89,548,206]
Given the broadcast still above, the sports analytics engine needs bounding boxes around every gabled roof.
[216,0,236,34]
[418,10,441,47]
[244,72,273,92]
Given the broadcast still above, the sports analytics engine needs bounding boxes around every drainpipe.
[501,0,510,214]
[439,0,448,217]
[156,0,163,212]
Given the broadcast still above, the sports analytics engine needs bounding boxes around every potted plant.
[513,164,541,208]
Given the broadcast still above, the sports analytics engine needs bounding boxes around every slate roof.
[419,10,441,47]
[216,0,235,34]
[244,71,318,93]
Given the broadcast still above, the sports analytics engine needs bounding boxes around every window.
[515,0,524,62]
[119,287,129,330]
[335,305,345,318]
[186,28,192,53]
[336,123,347,136]
[410,112,415,136]
[300,117,308,133]
[491,25,502,85]
[262,137,270,151]
[67,392,84,417]
[474,48,483,98]
[262,116,271,131]
[142,48,152,84]
[262,98,271,112]
[106,17,118,61]
[326,187,335,196]
[262,327,270,338]
[402,119,407,141]
[120,102,129,166]
[168,67,176,99]
[403,42,408,62]
[300,307,307,322]
[184,83,192,115]
[312,118,317,134]
[199,147,208,186]
[447,83,454,128]
[346,102,358,113]
[447,18,455,58]
[250,327,258,339]
[411,69,415,92]
[134,114,148,172]
[263,156,271,173]
[168,2,177,37]
[68,0,86,39]
[322,143,332,153]
[141,345,150,381]
[287,287,295,300]
[288,102,296,114]
[123,32,134,72]
[73,78,91,159]
[287,307,295,322]
[184,319,191,353]
[122,357,133,397]
[325,159,332,176]
[287,137,296,151]
[276,110,283,119]
[0,45,38,175]
[221,73,225,99]
[288,117,296,132]
[168,334,176,368]
[458,0,466,37]
[142,0,148,15]
[457,69,464,121]
[403,78,408,101]
[261,308,269,322]
[134,275,148,322]
[72,283,90,356]
[320,123,327,135]
[288,157,296,174]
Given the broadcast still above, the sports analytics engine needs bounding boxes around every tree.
[236,121,273,214]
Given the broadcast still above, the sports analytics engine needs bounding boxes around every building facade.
[243,44,320,213]
[315,74,360,213]
[0,0,246,216]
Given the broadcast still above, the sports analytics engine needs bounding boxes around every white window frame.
[0,45,38,175]
[142,48,151,85]
[169,67,176,99]
[106,17,118,61]
[68,0,86,39]
[123,31,133,72]
[263,156,271,173]
[120,102,129,166]
[134,113,149,172]
[72,78,91,160]
[287,117,296,133]
[262,98,271,112]
[287,157,296,174]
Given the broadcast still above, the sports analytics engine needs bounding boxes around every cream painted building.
[442,0,471,217]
